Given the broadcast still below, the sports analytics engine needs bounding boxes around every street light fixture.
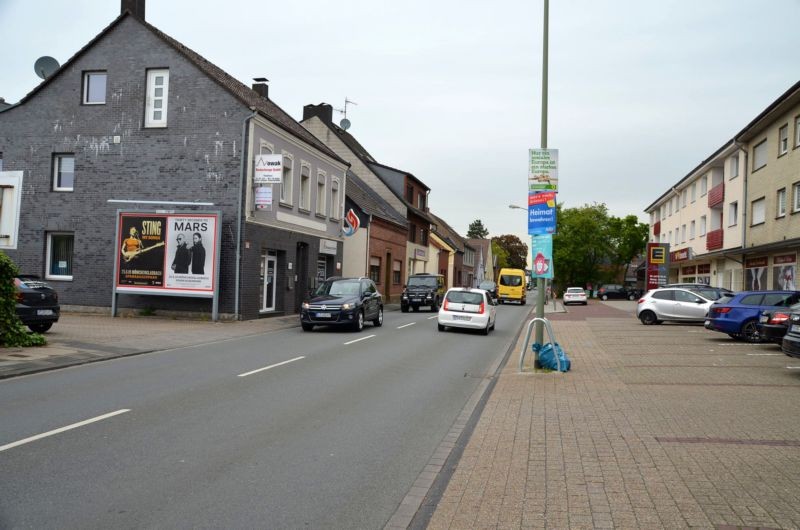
[508,204,526,211]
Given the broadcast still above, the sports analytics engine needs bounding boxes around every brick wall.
[368,218,407,303]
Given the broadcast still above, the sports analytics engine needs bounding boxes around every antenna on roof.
[34,56,60,79]
[335,97,357,131]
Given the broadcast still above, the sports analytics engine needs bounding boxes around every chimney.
[252,78,269,99]
[302,103,333,124]
[121,0,145,19]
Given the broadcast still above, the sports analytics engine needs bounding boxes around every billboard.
[646,242,670,290]
[116,212,218,297]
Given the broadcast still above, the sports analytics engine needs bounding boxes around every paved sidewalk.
[424,301,800,529]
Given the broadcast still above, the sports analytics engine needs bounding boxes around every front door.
[261,253,277,312]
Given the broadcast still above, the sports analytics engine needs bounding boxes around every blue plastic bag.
[532,342,571,372]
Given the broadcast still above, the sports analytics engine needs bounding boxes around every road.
[0,304,532,529]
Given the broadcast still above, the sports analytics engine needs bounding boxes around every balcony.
[706,228,724,251]
[653,221,661,236]
[708,182,724,208]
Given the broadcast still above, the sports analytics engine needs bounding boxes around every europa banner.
[116,212,218,297]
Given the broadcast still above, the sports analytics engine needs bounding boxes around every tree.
[492,235,528,269]
[466,219,489,239]
[491,240,509,269]
[606,215,649,285]
[0,251,46,347]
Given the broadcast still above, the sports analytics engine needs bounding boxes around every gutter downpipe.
[735,141,748,291]
[235,109,258,320]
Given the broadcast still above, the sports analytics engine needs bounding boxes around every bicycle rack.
[519,317,560,372]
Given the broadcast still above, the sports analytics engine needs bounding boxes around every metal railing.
[519,317,560,372]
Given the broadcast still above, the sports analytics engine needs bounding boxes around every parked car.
[597,284,639,301]
[14,275,60,333]
[401,273,445,312]
[705,290,800,342]
[437,287,496,335]
[665,283,734,301]
[758,302,800,344]
[781,312,800,358]
[477,280,498,303]
[563,287,588,305]
[496,268,527,305]
[637,287,714,325]
[300,277,383,332]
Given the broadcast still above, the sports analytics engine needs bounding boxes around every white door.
[262,254,277,312]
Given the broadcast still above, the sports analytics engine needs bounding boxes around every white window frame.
[145,69,169,128]
[793,182,800,213]
[728,202,738,227]
[751,197,765,226]
[299,162,311,211]
[316,171,327,216]
[53,154,75,192]
[753,139,767,171]
[0,171,23,250]
[690,220,696,240]
[700,215,706,237]
[777,188,786,217]
[700,175,708,196]
[690,182,696,202]
[795,116,800,148]
[730,155,739,179]
[779,124,789,156]
[82,71,107,105]
[46,232,74,281]
[681,224,686,243]
[280,153,294,206]
[681,189,687,208]
[330,177,341,220]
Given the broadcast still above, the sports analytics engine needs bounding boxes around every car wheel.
[520,299,526,305]
[301,323,314,332]
[628,294,636,301]
[601,294,609,301]
[373,307,383,327]
[741,320,762,343]
[401,305,409,313]
[490,319,495,331]
[28,322,53,333]
[582,302,588,305]
[352,311,365,332]
[639,310,658,325]
[437,323,445,332]
[482,322,490,335]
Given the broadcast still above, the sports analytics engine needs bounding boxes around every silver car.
[637,287,714,325]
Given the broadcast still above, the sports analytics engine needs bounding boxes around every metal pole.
[535,0,549,354]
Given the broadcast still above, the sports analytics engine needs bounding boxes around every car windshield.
[566,288,584,294]
[687,287,723,300]
[478,281,495,290]
[408,276,438,288]
[446,291,484,305]
[715,294,734,305]
[499,275,522,286]
[315,279,360,296]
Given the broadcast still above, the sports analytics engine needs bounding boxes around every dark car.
[705,290,800,342]
[15,275,60,333]
[597,284,638,301]
[477,280,498,303]
[665,283,734,301]
[401,273,445,312]
[758,302,800,344]
[781,312,800,358]
[300,277,383,332]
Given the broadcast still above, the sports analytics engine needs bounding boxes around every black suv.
[597,284,639,301]
[401,273,445,312]
[300,277,383,332]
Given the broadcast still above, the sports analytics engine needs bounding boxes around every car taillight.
[715,307,732,314]
[638,298,646,304]
[443,299,449,311]
[770,312,790,324]
[478,302,485,314]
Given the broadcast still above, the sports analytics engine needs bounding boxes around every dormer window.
[82,72,107,104]
[145,69,169,127]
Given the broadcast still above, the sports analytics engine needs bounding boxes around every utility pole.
[534,0,549,352]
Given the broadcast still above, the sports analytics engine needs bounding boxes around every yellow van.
[497,268,527,305]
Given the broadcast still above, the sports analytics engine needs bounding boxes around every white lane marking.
[238,356,305,377]
[397,323,415,329]
[344,334,376,345]
[0,409,130,453]
[747,353,783,356]
[427,315,438,320]
[787,366,800,370]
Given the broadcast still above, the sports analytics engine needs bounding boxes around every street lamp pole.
[535,0,549,351]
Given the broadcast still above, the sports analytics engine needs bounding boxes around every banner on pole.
[528,191,556,235]
[531,234,553,279]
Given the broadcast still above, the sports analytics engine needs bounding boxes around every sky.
[1,0,798,247]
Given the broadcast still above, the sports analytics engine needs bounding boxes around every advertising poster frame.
[111,210,222,321]
[646,242,670,290]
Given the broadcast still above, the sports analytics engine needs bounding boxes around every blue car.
[705,290,800,342]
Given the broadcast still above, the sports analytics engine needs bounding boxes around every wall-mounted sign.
[528,148,558,192]
[255,186,272,210]
[343,208,360,237]
[646,243,670,289]
[254,154,282,184]
[319,239,338,255]
[527,191,556,235]
[670,248,690,262]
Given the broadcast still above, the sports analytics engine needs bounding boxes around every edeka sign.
[531,234,553,279]
[646,242,670,290]
[528,191,556,235]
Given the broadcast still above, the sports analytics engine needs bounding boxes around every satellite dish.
[340,118,351,131]
[34,56,60,80]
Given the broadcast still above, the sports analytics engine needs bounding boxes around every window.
[793,182,800,213]
[406,185,414,203]
[796,116,800,148]
[690,220,696,239]
[681,190,687,208]
[280,155,293,204]
[369,257,381,284]
[420,226,428,246]
[681,224,686,243]
[730,155,739,179]
[46,233,74,280]
[700,215,706,236]
[751,198,765,226]
[690,182,696,202]
[0,171,22,250]
[777,188,786,217]
[418,192,426,210]
[53,154,75,191]
[408,222,417,243]
[753,140,767,171]
[668,200,673,216]
[700,175,708,196]
[330,178,340,219]
[728,202,738,226]
[779,125,789,156]
[299,163,311,210]
[0,153,3,171]
[145,69,169,127]
[393,260,402,284]
[82,71,106,104]
[316,172,326,216]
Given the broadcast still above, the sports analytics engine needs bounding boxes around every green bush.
[0,251,46,347]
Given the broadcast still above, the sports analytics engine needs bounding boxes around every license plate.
[316,312,331,318]
[37,309,54,316]
[792,324,800,333]
[453,315,471,321]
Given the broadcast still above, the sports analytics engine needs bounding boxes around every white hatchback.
[438,288,497,334]
[637,287,714,325]
[563,287,588,305]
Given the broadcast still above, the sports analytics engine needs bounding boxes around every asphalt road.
[0,303,532,529]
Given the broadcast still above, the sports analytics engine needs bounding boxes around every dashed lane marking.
[238,356,305,377]
[0,409,131,453]
[398,323,415,329]
[344,334,376,345]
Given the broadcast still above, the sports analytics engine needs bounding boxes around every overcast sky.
[1,0,798,245]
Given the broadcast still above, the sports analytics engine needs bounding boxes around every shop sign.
[774,254,796,265]
[681,265,697,275]
[670,248,690,262]
[646,243,670,289]
[254,154,282,184]
[745,257,768,268]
